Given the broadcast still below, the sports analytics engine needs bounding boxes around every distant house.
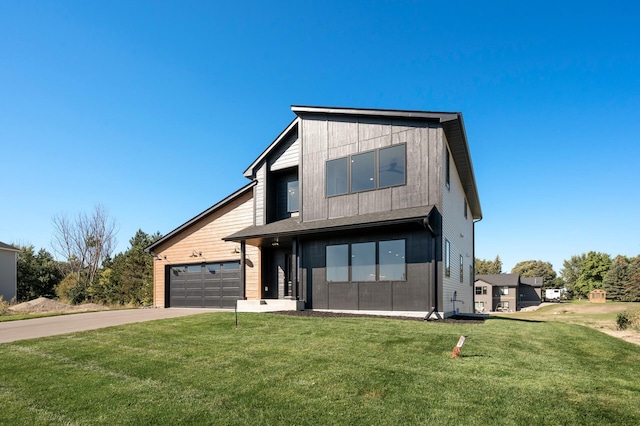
[474,274,543,312]
[146,105,483,317]
[0,242,19,302]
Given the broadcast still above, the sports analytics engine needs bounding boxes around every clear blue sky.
[1,1,639,274]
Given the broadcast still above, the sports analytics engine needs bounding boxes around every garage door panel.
[169,262,240,308]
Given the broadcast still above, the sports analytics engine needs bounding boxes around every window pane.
[206,264,220,274]
[475,286,482,295]
[222,262,239,271]
[326,157,348,196]
[326,244,349,282]
[187,265,202,273]
[445,240,451,277]
[351,151,375,192]
[379,240,406,281]
[351,242,376,281]
[287,180,299,212]
[379,145,405,188]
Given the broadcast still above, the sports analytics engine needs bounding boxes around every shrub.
[616,311,630,330]
[0,296,9,315]
[631,310,640,330]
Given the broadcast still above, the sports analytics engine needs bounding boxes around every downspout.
[472,217,482,312]
[423,210,439,320]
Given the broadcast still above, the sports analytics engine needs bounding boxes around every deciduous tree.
[52,205,117,303]
[511,260,557,287]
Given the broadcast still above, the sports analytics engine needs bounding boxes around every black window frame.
[326,144,406,198]
[325,239,406,282]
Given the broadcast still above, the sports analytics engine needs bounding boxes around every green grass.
[1,313,639,425]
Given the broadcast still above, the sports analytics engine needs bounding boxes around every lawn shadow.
[486,316,544,323]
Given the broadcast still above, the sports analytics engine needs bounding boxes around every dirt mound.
[9,297,108,314]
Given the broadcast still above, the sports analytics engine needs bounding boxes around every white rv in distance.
[544,288,564,302]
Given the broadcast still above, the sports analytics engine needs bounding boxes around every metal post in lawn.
[235,300,239,330]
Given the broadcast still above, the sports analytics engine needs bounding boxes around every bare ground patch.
[8,297,109,314]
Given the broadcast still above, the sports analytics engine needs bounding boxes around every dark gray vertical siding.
[301,114,443,223]
[301,228,433,311]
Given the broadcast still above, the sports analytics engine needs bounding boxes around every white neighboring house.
[0,242,19,302]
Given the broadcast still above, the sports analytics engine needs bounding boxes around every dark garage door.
[169,262,241,308]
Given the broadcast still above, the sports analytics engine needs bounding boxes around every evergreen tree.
[625,256,640,302]
[16,245,64,301]
[603,255,630,301]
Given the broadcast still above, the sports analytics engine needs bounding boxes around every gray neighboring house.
[474,273,543,312]
[0,242,19,302]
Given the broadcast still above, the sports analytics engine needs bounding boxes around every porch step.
[236,299,304,313]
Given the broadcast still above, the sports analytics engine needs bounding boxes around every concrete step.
[236,299,304,313]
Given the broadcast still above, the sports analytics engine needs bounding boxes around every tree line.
[15,206,161,306]
[475,252,640,301]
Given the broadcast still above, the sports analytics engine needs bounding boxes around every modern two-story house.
[146,106,482,317]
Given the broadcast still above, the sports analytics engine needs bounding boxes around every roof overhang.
[224,205,437,246]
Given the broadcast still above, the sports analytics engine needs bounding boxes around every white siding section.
[255,164,266,226]
[441,135,474,315]
[271,137,300,171]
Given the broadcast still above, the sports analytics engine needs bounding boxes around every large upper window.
[326,157,348,197]
[378,145,406,188]
[326,144,406,197]
[326,239,406,282]
[351,151,376,192]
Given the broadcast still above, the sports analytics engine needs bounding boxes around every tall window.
[351,242,376,281]
[326,244,349,282]
[326,240,406,282]
[445,147,450,189]
[499,286,509,295]
[379,240,406,280]
[460,255,464,283]
[287,180,299,213]
[379,145,406,188]
[445,239,451,277]
[464,199,468,219]
[326,158,348,196]
[351,151,376,192]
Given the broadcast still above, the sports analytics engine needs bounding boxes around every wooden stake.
[451,335,467,358]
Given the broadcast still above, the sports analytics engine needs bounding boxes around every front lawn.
[1,313,639,425]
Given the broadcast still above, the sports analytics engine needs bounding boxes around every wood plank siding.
[151,191,260,307]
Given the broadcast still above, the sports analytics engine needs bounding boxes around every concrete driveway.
[0,308,216,344]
